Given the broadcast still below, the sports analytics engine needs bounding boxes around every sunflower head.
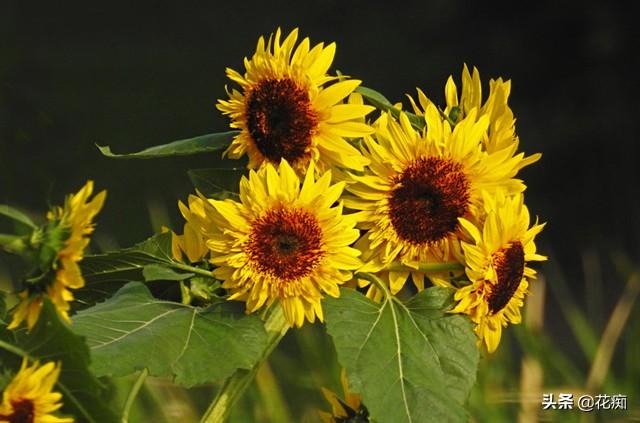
[193,160,361,327]
[345,107,532,293]
[408,64,541,170]
[0,358,73,423]
[451,192,546,352]
[217,28,373,175]
[8,181,106,331]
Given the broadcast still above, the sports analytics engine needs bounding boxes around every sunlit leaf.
[73,282,268,387]
[96,131,239,159]
[324,286,479,423]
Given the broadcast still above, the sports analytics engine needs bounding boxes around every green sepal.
[448,106,462,124]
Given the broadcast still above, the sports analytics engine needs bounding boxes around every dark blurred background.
[1,0,639,404]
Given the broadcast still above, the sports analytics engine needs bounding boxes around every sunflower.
[8,181,106,330]
[450,192,546,352]
[318,369,368,423]
[0,358,73,423]
[344,108,530,293]
[408,64,540,169]
[217,28,374,175]
[194,160,361,327]
[170,195,209,263]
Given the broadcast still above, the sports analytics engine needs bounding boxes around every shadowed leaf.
[73,282,268,387]
[0,204,36,229]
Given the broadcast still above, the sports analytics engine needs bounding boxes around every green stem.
[355,272,392,298]
[0,339,28,358]
[121,368,149,423]
[384,261,464,273]
[200,305,289,423]
[168,262,217,279]
[56,381,97,423]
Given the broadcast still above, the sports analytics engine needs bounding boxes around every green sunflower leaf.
[81,232,174,283]
[96,130,239,159]
[0,300,118,423]
[356,86,425,130]
[188,167,246,200]
[0,204,37,229]
[76,232,212,307]
[72,282,268,387]
[142,263,194,281]
[324,286,479,423]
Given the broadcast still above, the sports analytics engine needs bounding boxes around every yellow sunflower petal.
[216,29,371,174]
[184,161,362,327]
[0,359,73,422]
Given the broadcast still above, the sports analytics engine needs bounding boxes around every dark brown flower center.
[487,241,525,314]
[246,78,317,165]
[246,207,324,282]
[388,157,470,245]
[0,400,35,423]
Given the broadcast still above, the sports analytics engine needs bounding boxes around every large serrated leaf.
[324,287,479,423]
[0,300,118,423]
[96,130,239,159]
[72,282,268,387]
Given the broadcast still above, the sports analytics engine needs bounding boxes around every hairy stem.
[385,261,464,273]
[200,304,289,423]
[0,339,28,358]
[121,368,149,423]
[168,262,217,279]
[355,272,391,298]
